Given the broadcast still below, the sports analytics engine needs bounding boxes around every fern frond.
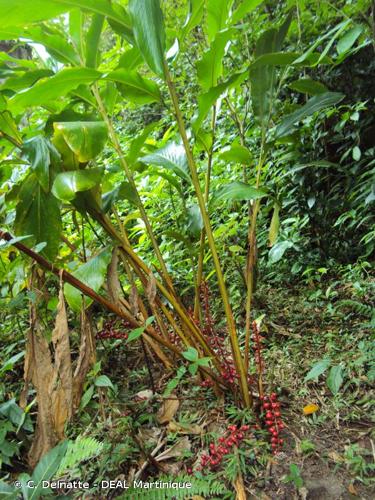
[56,436,103,477]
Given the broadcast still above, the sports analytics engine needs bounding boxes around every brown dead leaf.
[72,309,96,412]
[328,450,343,463]
[157,397,180,424]
[135,389,154,401]
[155,436,191,461]
[348,483,358,495]
[51,284,72,438]
[167,420,202,435]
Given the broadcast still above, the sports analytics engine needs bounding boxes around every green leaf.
[304,358,331,382]
[22,136,55,192]
[53,121,108,162]
[94,375,115,390]
[196,29,233,90]
[337,25,363,55]
[52,168,103,201]
[86,14,104,68]
[326,365,344,395]
[140,143,190,182]
[352,146,361,161]
[250,13,292,132]
[220,144,252,164]
[275,92,344,138]
[0,111,23,147]
[193,70,247,132]
[268,203,280,247]
[206,0,233,42]
[0,69,54,92]
[80,385,94,409]
[251,51,300,68]
[181,0,204,41]
[231,0,264,24]
[185,204,203,238]
[53,0,131,30]
[9,68,101,114]
[128,0,166,78]
[106,69,161,104]
[30,441,68,500]
[0,481,17,498]
[15,176,62,260]
[268,240,294,263]
[288,78,328,95]
[0,0,68,27]
[64,248,112,311]
[182,347,199,362]
[215,181,267,202]
[127,317,154,343]
[102,181,138,212]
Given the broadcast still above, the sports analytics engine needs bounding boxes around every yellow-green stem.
[164,62,251,408]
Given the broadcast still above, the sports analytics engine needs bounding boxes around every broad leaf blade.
[106,69,161,104]
[128,0,166,78]
[304,358,331,382]
[215,181,267,202]
[326,365,344,395]
[275,92,344,138]
[53,121,108,162]
[64,249,112,311]
[52,168,104,201]
[141,143,190,182]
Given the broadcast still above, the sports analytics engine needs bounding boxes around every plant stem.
[194,104,217,320]
[92,84,175,293]
[163,62,251,407]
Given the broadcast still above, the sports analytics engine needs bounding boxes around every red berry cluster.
[200,379,214,388]
[261,393,284,454]
[221,362,238,384]
[97,319,131,340]
[199,424,250,470]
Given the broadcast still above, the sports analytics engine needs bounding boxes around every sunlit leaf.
[52,168,104,201]
[215,182,267,202]
[53,121,108,162]
[140,143,190,182]
[128,0,166,78]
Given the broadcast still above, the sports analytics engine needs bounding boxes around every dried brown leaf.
[157,397,180,424]
[146,272,157,307]
[167,421,202,435]
[155,436,191,461]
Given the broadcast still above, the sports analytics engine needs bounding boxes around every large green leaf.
[86,14,104,68]
[0,1,68,27]
[251,51,300,68]
[185,204,203,238]
[128,0,166,78]
[326,365,344,395]
[231,0,264,23]
[268,240,293,263]
[0,70,54,92]
[196,29,233,90]
[106,69,161,104]
[0,111,23,147]
[53,121,108,162]
[220,144,252,164]
[14,176,62,260]
[250,13,292,132]
[29,441,69,500]
[215,182,267,202]
[181,0,204,41]
[337,25,363,55]
[52,168,104,201]
[288,78,328,95]
[52,0,131,29]
[102,181,138,212]
[9,68,101,114]
[206,0,233,42]
[193,71,247,132]
[22,136,57,192]
[275,92,344,138]
[64,248,112,311]
[140,143,190,182]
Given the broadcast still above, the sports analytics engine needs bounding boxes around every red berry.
[241,425,250,431]
[271,437,278,443]
[269,426,275,433]
[278,438,284,444]
[265,411,273,419]
[263,402,270,409]
[265,419,273,426]
[271,402,279,409]
[270,393,277,401]
[278,422,285,429]
[237,432,244,440]
[228,425,237,432]
[274,411,281,417]
[187,467,192,474]
[271,443,278,449]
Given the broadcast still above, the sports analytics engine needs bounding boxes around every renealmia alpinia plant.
[0,0,364,463]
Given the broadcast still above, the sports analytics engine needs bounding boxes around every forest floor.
[93,276,374,499]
